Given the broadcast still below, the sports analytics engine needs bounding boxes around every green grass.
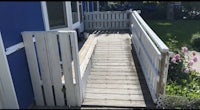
[145,20,200,51]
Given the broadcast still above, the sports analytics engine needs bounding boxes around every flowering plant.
[169,46,198,75]
[166,46,200,98]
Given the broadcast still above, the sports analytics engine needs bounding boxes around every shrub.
[156,95,200,109]
[166,47,200,99]
[191,32,200,51]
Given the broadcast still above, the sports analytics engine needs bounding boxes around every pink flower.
[181,47,188,53]
[183,67,189,73]
[192,51,196,56]
[175,54,181,60]
[188,60,194,66]
[171,57,177,63]
[193,56,198,62]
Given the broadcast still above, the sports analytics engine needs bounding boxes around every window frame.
[41,1,81,31]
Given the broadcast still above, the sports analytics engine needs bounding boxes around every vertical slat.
[108,12,111,29]
[101,12,103,29]
[120,12,123,29]
[45,32,65,106]
[69,31,82,106]
[35,32,54,106]
[59,33,76,106]
[116,12,120,29]
[111,13,115,29]
[22,32,44,106]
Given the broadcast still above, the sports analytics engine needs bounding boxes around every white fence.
[130,11,170,103]
[84,11,130,30]
[22,31,82,107]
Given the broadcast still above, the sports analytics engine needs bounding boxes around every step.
[91,65,134,69]
[82,99,146,107]
[90,72,136,76]
[88,75,138,80]
[92,62,133,66]
[85,88,145,95]
[87,79,140,85]
[84,93,144,101]
[86,83,142,89]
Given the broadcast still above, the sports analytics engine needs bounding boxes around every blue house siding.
[89,2,93,12]
[82,1,93,12]
[0,2,45,108]
[82,1,86,12]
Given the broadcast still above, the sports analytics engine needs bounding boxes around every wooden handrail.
[78,34,97,79]
[133,11,169,52]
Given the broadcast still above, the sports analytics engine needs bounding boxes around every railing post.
[157,51,170,97]
[69,31,83,107]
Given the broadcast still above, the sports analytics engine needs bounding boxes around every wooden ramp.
[82,32,152,108]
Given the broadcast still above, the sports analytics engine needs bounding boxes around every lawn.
[146,20,200,51]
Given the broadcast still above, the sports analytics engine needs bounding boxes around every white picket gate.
[84,11,130,30]
[22,31,82,107]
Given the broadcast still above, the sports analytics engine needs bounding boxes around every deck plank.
[83,32,152,108]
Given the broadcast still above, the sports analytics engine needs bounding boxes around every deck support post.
[156,52,170,98]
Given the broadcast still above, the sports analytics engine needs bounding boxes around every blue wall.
[0,2,45,108]
[89,2,93,12]
[82,1,93,12]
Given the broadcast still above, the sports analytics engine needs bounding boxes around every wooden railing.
[78,34,97,99]
[22,31,82,107]
[130,11,170,103]
[84,11,130,30]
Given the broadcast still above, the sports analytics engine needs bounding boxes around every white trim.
[41,1,71,30]
[5,37,36,55]
[87,2,90,12]
[97,1,99,11]
[5,42,24,55]
[77,1,81,24]
[70,1,81,29]
[91,1,94,11]
[66,1,73,29]
[41,2,50,31]
[72,22,80,29]
[0,33,19,109]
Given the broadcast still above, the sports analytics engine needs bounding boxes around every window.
[46,2,68,29]
[79,2,83,23]
[85,2,88,12]
[71,1,78,23]
[93,1,97,11]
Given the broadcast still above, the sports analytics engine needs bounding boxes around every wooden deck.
[82,31,155,108]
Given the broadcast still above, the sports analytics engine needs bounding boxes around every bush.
[157,95,200,109]
[191,32,200,51]
[166,47,200,99]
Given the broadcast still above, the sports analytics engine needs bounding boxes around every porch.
[23,10,169,109]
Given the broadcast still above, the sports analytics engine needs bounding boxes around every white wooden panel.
[132,35,157,103]
[35,32,54,106]
[132,12,161,73]
[107,12,111,29]
[133,11,169,52]
[22,32,44,106]
[0,33,19,109]
[69,32,82,106]
[130,13,162,103]
[59,33,77,106]
[45,32,65,106]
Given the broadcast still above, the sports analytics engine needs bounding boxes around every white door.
[0,33,19,109]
